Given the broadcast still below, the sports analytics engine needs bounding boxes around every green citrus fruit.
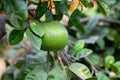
[41,21,68,51]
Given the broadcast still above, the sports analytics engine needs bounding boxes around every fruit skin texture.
[41,21,68,51]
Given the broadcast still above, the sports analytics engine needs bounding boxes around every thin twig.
[84,57,98,74]
[58,51,70,66]
[57,52,65,70]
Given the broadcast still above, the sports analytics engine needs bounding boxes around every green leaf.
[29,20,44,37]
[84,15,100,34]
[68,9,81,27]
[29,0,39,4]
[9,29,24,45]
[76,48,93,58]
[45,10,53,22]
[88,54,100,65]
[18,65,38,80]
[4,0,28,30]
[14,57,25,69]
[85,35,99,44]
[103,48,115,57]
[96,38,105,50]
[53,2,64,21]
[36,2,48,20]
[112,61,120,75]
[61,0,70,12]
[26,28,42,50]
[97,1,107,15]
[96,72,110,80]
[79,0,90,7]
[79,0,93,8]
[0,1,3,9]
[48,64,68,80]
[1,67,14,80]
[25,68,47,80]
[114,35,120,48]
[107,28,117,41]
[27,53,47,64]
[100,0,116,5]
[104,55,115,68]
[69,63,91,79]
[73,40,85,54]
[86,77,97,80]
[53,12,63,21]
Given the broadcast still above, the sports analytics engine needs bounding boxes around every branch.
[80,17,120,25]
[84,57,98,74]
[0,15,6,40]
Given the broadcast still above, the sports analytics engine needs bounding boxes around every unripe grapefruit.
[41,21,68,51]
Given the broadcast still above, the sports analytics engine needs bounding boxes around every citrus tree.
[0,0,120,80]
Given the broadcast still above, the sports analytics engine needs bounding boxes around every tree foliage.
[0,0,120,80]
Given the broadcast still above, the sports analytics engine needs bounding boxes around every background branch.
[0,15,6,40]
[80,17,120,25]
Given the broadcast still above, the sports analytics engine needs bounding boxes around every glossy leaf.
[18,65,38,80]
[27,53,47,64]
[9,29,24,45]
[88,54,100,65]
[104,55,115,68]
[86,77,97,80]
[68,9,84,33]
[76,48,93,58]
[112,61,120,74]
[68,9,81,27]
[29,0,39,4]
[53,2,64,21]
[29,20,44,37]
[69,63,91,79]
[73,40,85,54]
[85,35,99,44]
[4,0,28,30]
[45,10,53,22]
[96,38,105,50]
[80,0,90,7]
[36,2,48,20]
[26,28,42,50]
[97,1,107,15]
[25,68,47,80]
[14,57,25,69]
[103,48,115,56]
[48,64,68,80]
[100,0,116,5]
[0,1,2,9]
[96,72,110,80]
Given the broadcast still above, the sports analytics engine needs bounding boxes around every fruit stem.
[57,52,65,71]
[84,57,98,74]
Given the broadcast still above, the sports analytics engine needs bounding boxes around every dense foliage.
[0,0,120,80]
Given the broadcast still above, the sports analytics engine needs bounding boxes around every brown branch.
[84,57,98,74]
[57,51,70,66]
[80,17,120,25]
[0,15,6,40]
